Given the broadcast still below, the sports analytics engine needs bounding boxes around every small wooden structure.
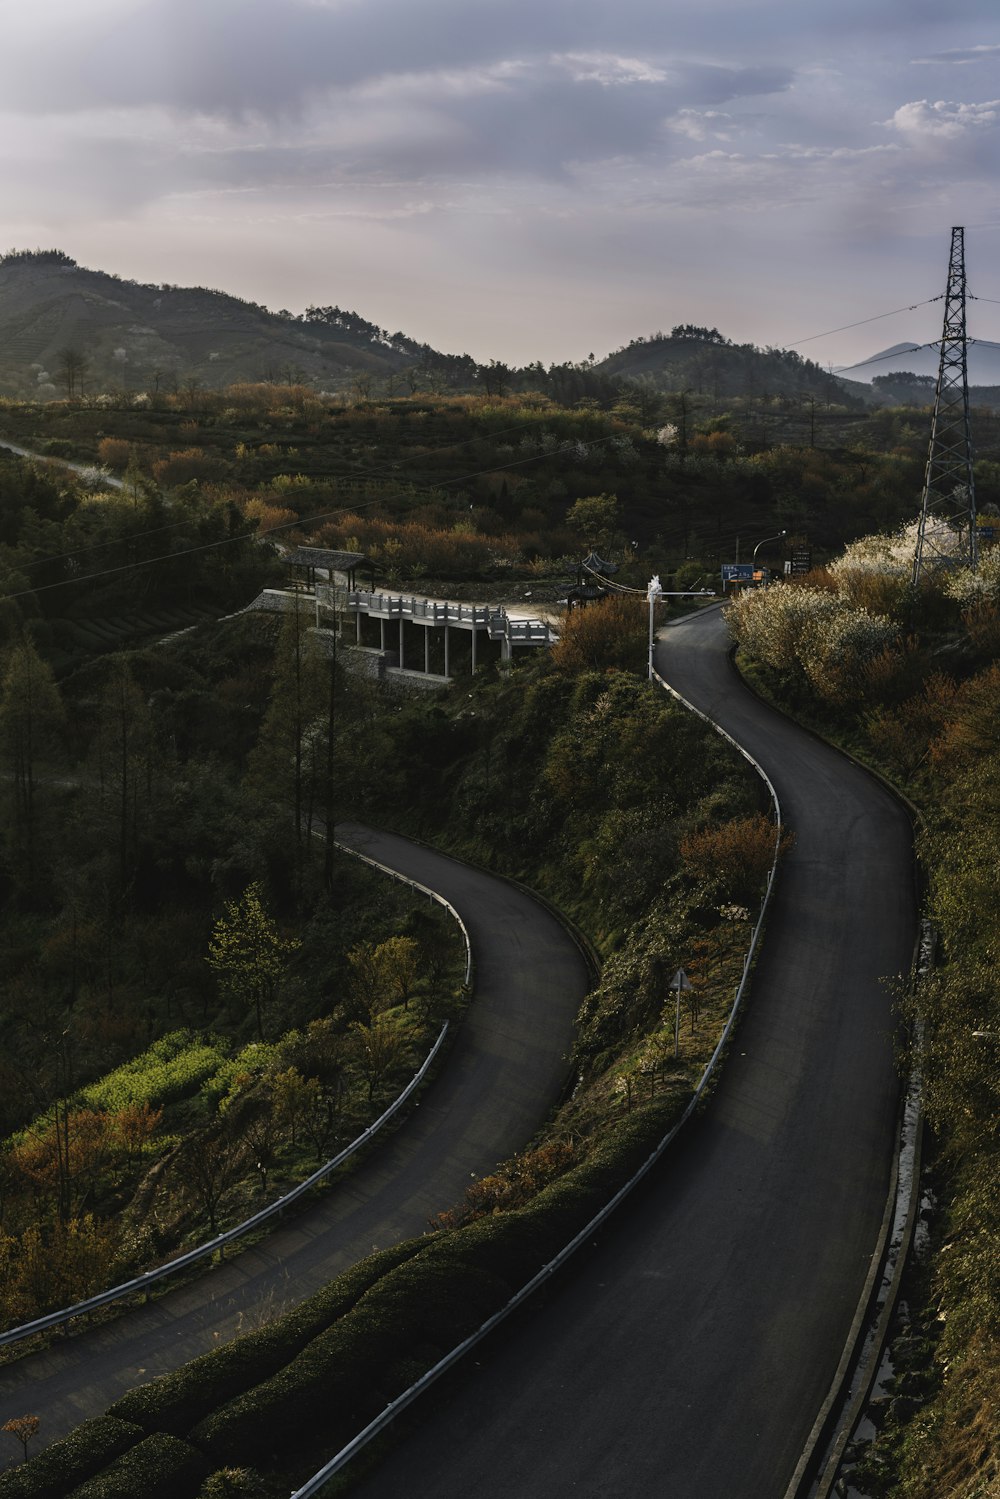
[285,547,366,592]
[566,551,619,610]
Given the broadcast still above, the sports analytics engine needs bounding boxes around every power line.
[0,501,375,603]
[837,341,941,373]
[0,425,625,601]
[0,393,627,587]
[788,297,943,348]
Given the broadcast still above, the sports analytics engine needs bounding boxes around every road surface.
[353,604,917,1499]
[0,826,589,1456]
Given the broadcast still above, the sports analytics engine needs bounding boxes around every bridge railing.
[320,587,499,628]
[506,619,553,644]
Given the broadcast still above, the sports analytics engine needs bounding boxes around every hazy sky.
[2,0,1000,366]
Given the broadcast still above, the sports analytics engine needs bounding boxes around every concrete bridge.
[314,582,556,680]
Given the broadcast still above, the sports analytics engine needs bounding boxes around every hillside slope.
[597,325,859,406]
[0,250,420,399]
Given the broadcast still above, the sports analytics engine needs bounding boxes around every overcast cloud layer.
[2,0,1000,364]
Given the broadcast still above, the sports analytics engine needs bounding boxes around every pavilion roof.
[581,551,619,576]
[285,547,366,571]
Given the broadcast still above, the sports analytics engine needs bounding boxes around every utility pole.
[647,575,663,679]
[912,226,977,587]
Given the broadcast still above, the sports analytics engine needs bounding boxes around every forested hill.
[0,253,867,411]
[597,325,861,406]
[0,250,424,400]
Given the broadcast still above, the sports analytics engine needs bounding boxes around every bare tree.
[56,347,89,399]
[2,1415,40,1462]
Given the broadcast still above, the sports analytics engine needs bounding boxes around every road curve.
[0,826,589,1454]
[354,605,918,1499]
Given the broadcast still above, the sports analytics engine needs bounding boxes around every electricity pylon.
[912,226,977,587]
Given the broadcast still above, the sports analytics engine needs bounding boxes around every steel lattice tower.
[912,226,977,586]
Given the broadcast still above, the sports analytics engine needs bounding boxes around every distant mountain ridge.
[0,251,868,410]
[836,338,1000,386]
[0,249,425,399]
[595,325,857,406]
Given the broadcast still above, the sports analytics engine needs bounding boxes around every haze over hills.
[836,339,1000,386]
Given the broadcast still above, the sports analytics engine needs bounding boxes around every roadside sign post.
[721,563,754,590]
[671,967,691,1058]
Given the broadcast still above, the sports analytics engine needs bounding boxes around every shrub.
[152,449,227,488]
[551,597,646,674]
[680,814,783,904]
[67,1433,208,1499]
[95,439,133,471]
[197,1471,266,1499]
[107,1242,422,1436]
[726,584,843,674]
[0,1418,142,1499]
[191,1304,403,1462]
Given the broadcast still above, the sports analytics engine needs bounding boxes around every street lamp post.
[647,574,663,679]
[752,529,787,574]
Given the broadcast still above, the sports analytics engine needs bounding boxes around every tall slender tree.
[246,603,327,890]
[0,638,65,883]
[93,655,155,894]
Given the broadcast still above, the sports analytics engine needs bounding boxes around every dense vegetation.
[2,366,999,1495]
[0,537,469,1336]
[6,378,1000,613]
[0,623,775,1496]
[728,537,1000,1497]
[0,378,785,1493]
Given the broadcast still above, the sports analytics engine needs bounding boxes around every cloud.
[911,43,1000,65]
[0,0,796,119]
[886,98,1000,141]
[0,41,794,211]
[669,110,736,142]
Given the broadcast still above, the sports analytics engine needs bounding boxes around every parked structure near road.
[315,583,555,679]
[272,546,557,681]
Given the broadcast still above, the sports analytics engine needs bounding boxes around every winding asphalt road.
[0,827,590,1457]
[354,605,918,1499]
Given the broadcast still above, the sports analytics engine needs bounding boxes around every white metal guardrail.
[288,661,784,1498]
[0,1023,450,1351]
[333,838,473,990]
[0,840,473,1351]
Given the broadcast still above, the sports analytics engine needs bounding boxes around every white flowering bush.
[726,585,842,672]
[942,546,1000,608]
[727,583,899,703]
[798,605,899,701]
[831,520,923,580]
